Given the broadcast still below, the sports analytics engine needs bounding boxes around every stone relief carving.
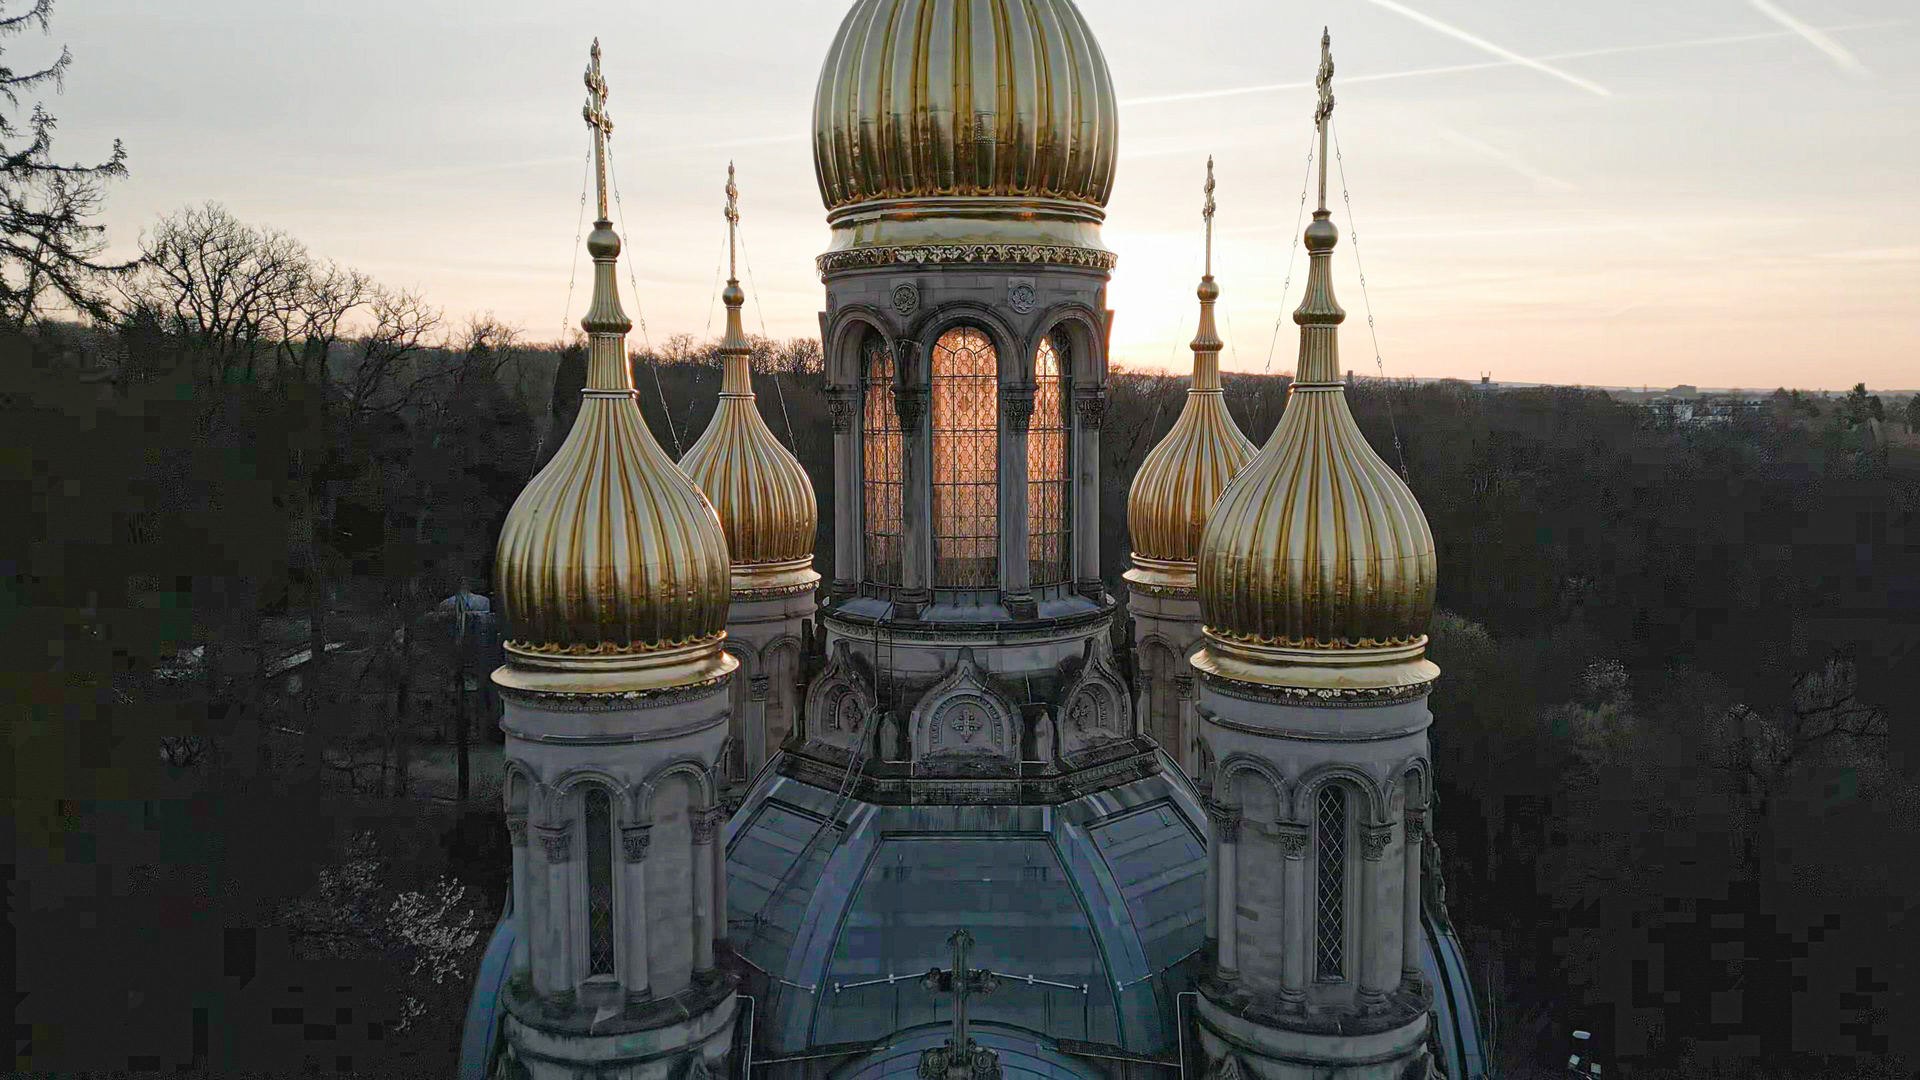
[803,640,876,759]
[910,648,1019,766]
[890,281,920,316]
[1056,634,1133,761]
[1005,276,1038,314]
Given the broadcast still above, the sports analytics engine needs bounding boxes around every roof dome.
[1126,162,1256,595]
[494,224,734,694]
[681,169,820,598]
[1194,210,1437,691]
[811,0,1118,257]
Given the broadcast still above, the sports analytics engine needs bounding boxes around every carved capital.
[748,674,770,702]
[690,807,722,845]
[506,817,529,847]
[1173,674,1195,700]
[1000,384,1036,432]
[536,824,574,864]
[1404,809,1427,845]
[1360,824,1394,862]
[826,390,856,433]
[1274,823,1310,859]
[896,385,929,430]
[621,824,652,862]
[1206,800,1241,843]
[1073,386,1108,427]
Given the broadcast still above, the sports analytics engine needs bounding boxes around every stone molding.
[621,824,652,863]
[817,243,1118,275]
[1198,669,1436,709]
[494,672,733,713]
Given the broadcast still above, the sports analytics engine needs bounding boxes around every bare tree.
[122,202,308,384]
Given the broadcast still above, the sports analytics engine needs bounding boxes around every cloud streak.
[1433,127,1577,191]
[1749,0,1870,77]
[1363,0,1612,97]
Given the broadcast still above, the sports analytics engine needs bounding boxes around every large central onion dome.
[1195,210,1438,692]
[811,0,1118,257]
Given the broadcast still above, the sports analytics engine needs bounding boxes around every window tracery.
[861,333,903,585]
[1029,333,1070,584]
[931,327,998,588]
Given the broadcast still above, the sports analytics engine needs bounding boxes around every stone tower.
[488,40,740,1080]
[682,164,821,800]
[1126,157,1258,783]
[1187,32,1442,1080]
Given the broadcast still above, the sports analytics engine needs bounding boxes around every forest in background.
[5,1,1917,1067]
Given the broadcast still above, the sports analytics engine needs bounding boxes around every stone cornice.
[818,243,1118,276]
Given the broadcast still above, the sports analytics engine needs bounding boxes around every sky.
[47,0,1920,391]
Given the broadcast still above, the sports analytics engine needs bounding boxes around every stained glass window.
[584,786,616,977]
[1028,334,1070,585]
[862,335,903,586]
[931,327,999,588]
[1315,784,1348,981]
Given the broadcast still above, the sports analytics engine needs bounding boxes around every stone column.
[535,823,575,996]
[1203,787,1218,946]
[1000,383,1036,617]
[1071,385,1107,600]
[621,824,652,1000]
[1403,809,1425,982]
[711,806,730,950]
[1209,801,1240,981]
[507,817,531,978]
[896,351,932,617]
[1359,823,1396,1011]
[747,675,770,781]
[690,807,717,972]
[1275,823,1310,1009]
[1174,674,1196,777]
[827,385,859,598]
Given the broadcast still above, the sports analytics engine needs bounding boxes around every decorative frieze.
[817,243,1118,275]
[1197,670,1436,709]
[494,671,733,713]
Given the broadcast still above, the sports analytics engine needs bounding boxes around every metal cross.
[582,38,615,221]
[1202,154,1217,277]
[724,161,740,280]
[1314,27,1336,213]
[918,930,1001,1080]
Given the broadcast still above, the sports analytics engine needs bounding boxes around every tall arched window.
[931,327,998,588]
[1315,784,1349,981]
[862,334,903,586]
[1029,333,1070,584]
[583,786,617,977]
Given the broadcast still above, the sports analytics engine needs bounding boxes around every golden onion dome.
[681,166,821,598]
[1125,159,1257,597]
[811,0,1118,257]
[1193,205,1437,692]
[494,221,734,694]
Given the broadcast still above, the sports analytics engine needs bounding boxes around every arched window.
[931,327,998,588]
[1315,784,1349,981]
[1029,333,1070,585]
[582,786,617,977]
[862,334,903,585]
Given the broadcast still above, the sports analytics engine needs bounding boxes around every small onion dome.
[1125,169,1256,596]
[493,224,734,694]
[681,275,820,597]
[1194,210,1437,692]
[812,0,1118,254]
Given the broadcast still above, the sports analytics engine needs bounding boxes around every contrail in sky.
[1363,0,1613,96]
[1117,19,1900,108]
[1433,127,1577,191]
[1749,0,1871,76]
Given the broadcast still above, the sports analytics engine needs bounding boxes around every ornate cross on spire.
[1314,27,1335,213]
[1202,155,1217,278]
[918,930,1002,1080]
[583,38,615,222]
[724,161,740,281]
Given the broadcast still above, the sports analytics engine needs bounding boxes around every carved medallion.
[891,281,920,316]
[1006,277,1037,314]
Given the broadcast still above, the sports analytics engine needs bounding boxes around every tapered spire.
[681,164,821,595]
[1124,157,1257,589]
[1194,30,1438,690]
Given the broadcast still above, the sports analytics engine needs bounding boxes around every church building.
[462,6,1486,1080]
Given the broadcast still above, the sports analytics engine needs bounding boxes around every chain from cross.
[583,38,615,221]
[918,930,1002,1080]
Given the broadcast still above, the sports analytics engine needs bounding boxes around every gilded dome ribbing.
[811,0,1118,255]
[493,42,733,694]
[1194,34,1437,691]
[681,166,821,598]
[1126,158,1257,596]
